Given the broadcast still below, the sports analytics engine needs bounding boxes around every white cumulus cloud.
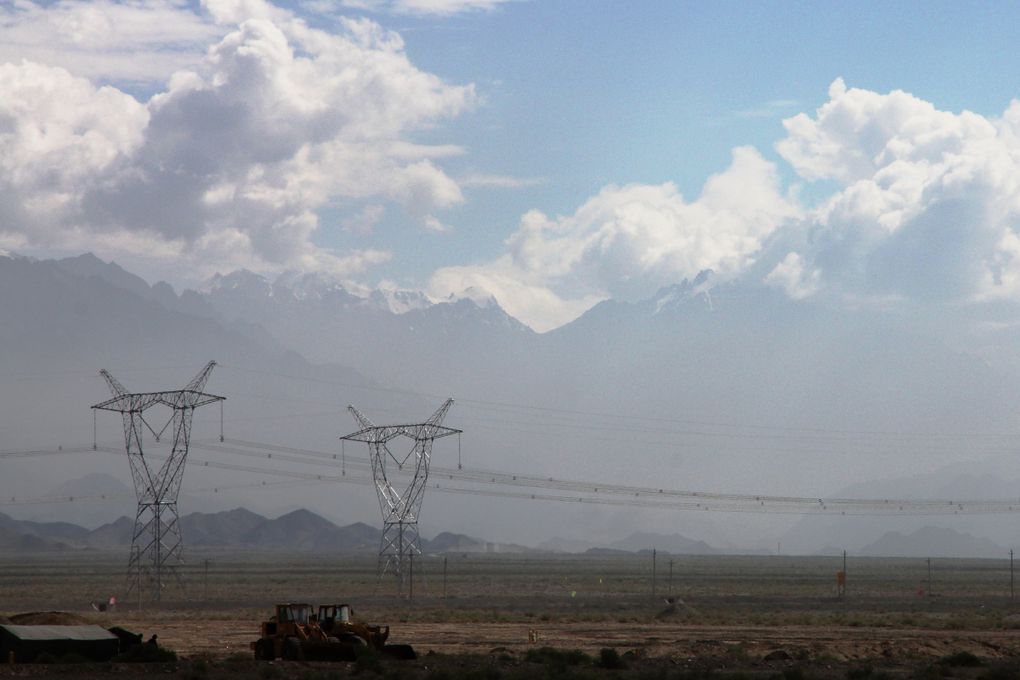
[0,1,222,83]
[0,0,475,281]
[430,147,798,331]
[774,78,1020,304]
[337,0,515,16]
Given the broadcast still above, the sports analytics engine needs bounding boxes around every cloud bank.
[436,79,1020,330]
[772,78,1020,305]
[0,0,473,278]
[430,147,798,330]
[4,2,1020,334]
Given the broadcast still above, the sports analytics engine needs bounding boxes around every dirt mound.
[8,611,93,625]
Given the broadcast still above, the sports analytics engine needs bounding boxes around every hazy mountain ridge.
[197,265,535,388]
[0,507,494,554]
[1,501,1009,558]
[858,526,1007,559]
[780,465,1020,555]
[4,252,1020,550]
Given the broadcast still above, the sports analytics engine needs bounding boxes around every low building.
[0,624,120,663]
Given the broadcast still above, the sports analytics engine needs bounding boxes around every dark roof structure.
[0,624,120,662]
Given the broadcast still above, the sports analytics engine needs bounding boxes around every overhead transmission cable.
[4,439,1020,516]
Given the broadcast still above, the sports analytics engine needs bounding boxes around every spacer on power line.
[92,361,224,602]
[341,399,461,595]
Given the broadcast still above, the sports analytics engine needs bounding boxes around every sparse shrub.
[259,664,283,680]
[524,646,590,674]
[939,652,983,668]
[675,668,716,680]
[112,644,178,663]
[847,666,873,680]
[719,673,752,680]
[783,667,806,680]
[221,652,251,666]
[598,647,625,670]
[980,661,1020,680]
[911,665,941,680]
[354,646,383,675]
[186,656,209,680]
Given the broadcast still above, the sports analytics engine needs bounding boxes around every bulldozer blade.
[301,642,358,662]
[382,644,417,660]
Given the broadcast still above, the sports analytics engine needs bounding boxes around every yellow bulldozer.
[252,603,415,661]
[317,604,415,659]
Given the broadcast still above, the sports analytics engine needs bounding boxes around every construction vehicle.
[252,603,415,661]
[318,604,416,659]
[252,603,348,661]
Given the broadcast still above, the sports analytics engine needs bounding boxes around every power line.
[217,363,1020,441]
[7,437,1020,516]
[191,438,1020,516]
[6,441,1020,517]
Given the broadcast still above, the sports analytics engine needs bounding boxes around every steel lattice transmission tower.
[92,361,225,601]
[342,399,461,590]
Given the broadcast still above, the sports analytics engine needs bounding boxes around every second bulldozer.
[252,603,415,661]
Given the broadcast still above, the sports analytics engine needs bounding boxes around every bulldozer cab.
[278,604,312,625]
[317,604,352,626]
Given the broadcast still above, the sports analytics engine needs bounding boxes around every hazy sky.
[3,1,1020,331]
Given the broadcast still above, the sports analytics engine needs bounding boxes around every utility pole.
[203,559,210,601]
[842,549,847,599]
[1011,549,1014,600]
[927,558,933,598]
[652,549,657,597]
[669,559,674,597]
[342,400,461,595]
[93,362,224,602]
[443,557,448,600]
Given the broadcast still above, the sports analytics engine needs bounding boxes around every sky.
[4,1,1020,331]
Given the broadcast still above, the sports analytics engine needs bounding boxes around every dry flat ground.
[4,551,1020,678]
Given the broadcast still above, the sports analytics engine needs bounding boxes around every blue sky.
[3,0,1020,330]
[326,0,1020,305]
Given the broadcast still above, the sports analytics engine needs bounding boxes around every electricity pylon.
[341,399,461,592]
[92,362,224,601]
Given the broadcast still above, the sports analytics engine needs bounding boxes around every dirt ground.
[4,617,1020,680]
[5,552,1020,678]
[146,617,1020,661]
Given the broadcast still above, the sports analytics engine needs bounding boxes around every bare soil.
[4,552,1020,678]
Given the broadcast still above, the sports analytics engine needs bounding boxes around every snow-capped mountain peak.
[368,287,432,315]
[204,269,434,315]
[204,269,272,295]
[652,269,715,315]
[441,285,500,310]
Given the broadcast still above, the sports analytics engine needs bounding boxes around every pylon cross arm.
[94,390,224,413]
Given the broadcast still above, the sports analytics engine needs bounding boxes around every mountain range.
[4,251,1020,553]
[1,503,1007,560]
[0,507,425,553]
